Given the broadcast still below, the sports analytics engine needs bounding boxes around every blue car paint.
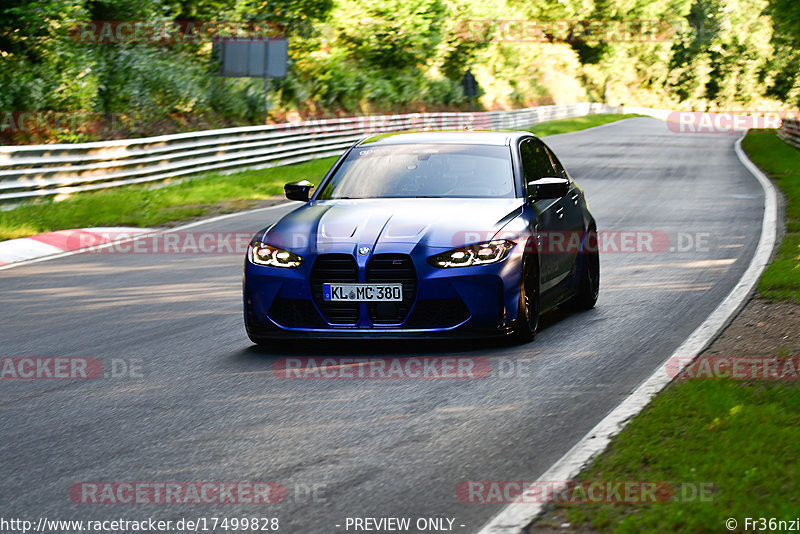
[243,131,596,340]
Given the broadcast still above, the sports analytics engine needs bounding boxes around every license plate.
[323,283,402,302]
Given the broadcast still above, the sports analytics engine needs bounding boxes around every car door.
[542,141,585,281]
[520,138,572,295]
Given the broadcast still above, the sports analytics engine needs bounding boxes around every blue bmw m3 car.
[243,130,598,343]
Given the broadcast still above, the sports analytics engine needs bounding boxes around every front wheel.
[511,256,540,343]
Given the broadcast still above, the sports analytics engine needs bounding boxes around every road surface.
[0,117,765,533]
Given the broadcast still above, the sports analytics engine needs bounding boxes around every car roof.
[358,130,533,146]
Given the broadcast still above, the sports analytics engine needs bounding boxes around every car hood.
[257,198,525,254]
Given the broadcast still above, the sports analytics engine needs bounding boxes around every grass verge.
[533,380,800,532]
[0,112,640,242]
[0,157,336,241]
[743,129,800,304]
[530,128,800,532]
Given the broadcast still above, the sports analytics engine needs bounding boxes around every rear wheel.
[511,256,540,343]
[565,229,599,311]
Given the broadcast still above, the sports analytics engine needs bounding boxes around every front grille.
[268,298,326,328]
[365,254,417,325]
[310,254,359,325]
[406,298,470,328]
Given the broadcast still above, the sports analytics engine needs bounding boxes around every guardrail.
[779,117,800,149]
[0,103,619,202]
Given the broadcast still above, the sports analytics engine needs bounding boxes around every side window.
[529,139,557,177]
[543,144,567,179]
[519,140,540,183]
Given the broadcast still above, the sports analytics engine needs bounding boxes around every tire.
[247,331,291,351]
[511,255,540,343]
[565,229,599,311]
[246,331,270,347]
[245,315,276,348]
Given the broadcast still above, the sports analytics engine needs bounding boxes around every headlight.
[249,242,303,268]
[427,239,515,268]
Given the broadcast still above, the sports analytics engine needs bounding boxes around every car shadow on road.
[232,306,583,362]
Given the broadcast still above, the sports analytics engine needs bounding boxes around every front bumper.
[243,248,523,339]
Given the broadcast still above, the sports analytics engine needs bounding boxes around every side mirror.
[527,177,569,201]
[285,180,314,202]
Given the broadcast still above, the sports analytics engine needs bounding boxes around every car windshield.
[315,143,516,199]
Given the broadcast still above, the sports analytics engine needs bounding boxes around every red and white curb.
[0,203,296,271]
[0,227,155,266]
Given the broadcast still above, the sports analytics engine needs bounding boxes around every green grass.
[525,113,643,137]
[0,112,640,242]
[0,157,336,241]
[742,129,800,303]
[533,129,800,532]
[538,380,800,532]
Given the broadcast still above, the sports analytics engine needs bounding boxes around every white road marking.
[474,134,778,533]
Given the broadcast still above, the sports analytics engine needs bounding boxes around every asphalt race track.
[0,117,766,533]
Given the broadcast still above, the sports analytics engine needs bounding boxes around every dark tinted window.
[543,144,566,178]
[529,139,557,177]
[519,141,540,182]
[316,144,515,199]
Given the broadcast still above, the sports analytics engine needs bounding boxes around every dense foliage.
[0,0,797,142]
